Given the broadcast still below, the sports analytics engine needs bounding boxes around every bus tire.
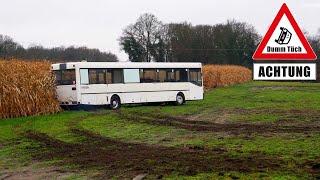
[175,93,185,105]
[110,95,121,110]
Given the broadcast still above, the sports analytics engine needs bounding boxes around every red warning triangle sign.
[253,3,317,60]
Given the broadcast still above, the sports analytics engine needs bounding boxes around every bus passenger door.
[189,69,204,100]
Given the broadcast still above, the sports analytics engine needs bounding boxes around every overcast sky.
[1,0,319,61]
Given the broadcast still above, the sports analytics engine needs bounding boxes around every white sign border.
[253,63,317,80]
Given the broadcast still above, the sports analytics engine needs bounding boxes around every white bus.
[52,62,203,109]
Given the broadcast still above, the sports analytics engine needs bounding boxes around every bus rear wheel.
[110,95,121,110]
[175,93,185,105]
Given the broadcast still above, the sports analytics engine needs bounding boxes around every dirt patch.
[118,112,320,135]
[0,164,74,180]
[24,130,285,179]
[187,109,231,124]
[275,109,320,125]
[303,159,320,177]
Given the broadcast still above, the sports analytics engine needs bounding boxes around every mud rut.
[21,110,320,178]
[118,111,320,135]
[24,130,283,179]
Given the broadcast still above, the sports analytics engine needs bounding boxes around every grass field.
[1,81,320,179]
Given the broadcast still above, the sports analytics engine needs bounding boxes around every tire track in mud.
[23,129,287,179]
[117,111,320,135]
[18,110,320,178]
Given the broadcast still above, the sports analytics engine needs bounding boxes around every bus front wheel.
[110,95,121,110]
[175,93,185,105]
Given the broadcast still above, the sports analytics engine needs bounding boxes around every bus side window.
[60,69,76,85]
[88,69,107,84]
[166,69,175,82]
[124,69,140,83]
[141,69,157,83]
[189,68,202,86]
[53,71,62,85]
[106,70,112,84]
[96,69,107,84]
[80,69,89,85]
[157,69,167,82]
[175,69,188,82]
[107,69,123,84]
[89,69,98,84]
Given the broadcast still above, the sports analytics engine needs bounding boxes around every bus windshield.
[54,69,76,85]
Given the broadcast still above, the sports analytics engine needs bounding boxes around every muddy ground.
[118,110,320,136]
[24,129,286,179]
[15,110,320,179]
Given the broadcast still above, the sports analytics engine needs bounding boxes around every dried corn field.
[0,60,60,119]
[203,65,252,89]
[0,60,252,119]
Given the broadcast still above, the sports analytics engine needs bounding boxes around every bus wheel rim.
[112,100,118,107]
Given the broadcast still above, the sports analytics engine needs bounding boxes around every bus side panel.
[81,94,108,105]
[107,83,189,103]
[79,83,192,105]
[188,83,204,100]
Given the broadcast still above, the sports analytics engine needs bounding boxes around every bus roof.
[51,62,202,70]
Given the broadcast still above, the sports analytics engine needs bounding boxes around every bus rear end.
[52,63,78,105]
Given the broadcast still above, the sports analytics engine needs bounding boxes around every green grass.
[171,133,320,160]
[0,111,89,142]
[1,81,320,179]
[0,111,91,176]
[79,113,188,144]
[231,113,279,122]
[120,81,320,120]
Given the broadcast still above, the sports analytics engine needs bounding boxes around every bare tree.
[120,13,167,62]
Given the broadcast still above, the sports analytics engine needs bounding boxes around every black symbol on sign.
[275,27,292,45]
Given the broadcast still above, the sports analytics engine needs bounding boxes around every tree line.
[1,13,319,65]
[119,13,320,67]
[0,35,118,62]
